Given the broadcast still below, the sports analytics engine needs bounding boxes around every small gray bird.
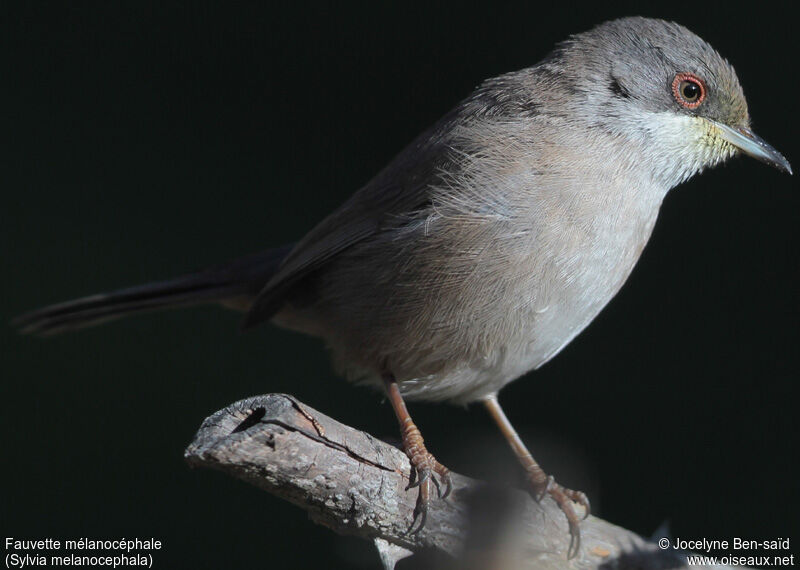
[15,17,791,557]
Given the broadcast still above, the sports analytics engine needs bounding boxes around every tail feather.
[13,245,293,336]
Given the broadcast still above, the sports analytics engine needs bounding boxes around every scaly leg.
[483,393,590,559]
[383,373,452,533]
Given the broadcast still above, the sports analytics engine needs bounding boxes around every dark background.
[2,2,797,568]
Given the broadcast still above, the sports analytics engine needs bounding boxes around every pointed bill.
[713,122,792,174]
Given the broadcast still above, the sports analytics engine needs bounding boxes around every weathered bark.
[185,394,729,569]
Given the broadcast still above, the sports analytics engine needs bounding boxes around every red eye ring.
[672,72,706,109]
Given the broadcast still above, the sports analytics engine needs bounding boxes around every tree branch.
[184,394,727,570]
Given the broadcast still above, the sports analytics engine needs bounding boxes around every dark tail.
[13,245,293,336]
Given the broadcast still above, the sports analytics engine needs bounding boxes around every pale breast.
[275,122,669,404]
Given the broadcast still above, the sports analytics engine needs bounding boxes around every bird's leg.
[483,393,590,559]
[382,373,452,533]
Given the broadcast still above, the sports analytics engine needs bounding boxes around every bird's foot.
[401,421,452,534]
[528,473,590,558]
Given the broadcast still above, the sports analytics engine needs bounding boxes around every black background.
[2,2,797,568]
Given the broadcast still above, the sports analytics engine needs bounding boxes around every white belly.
[394,189,663,404]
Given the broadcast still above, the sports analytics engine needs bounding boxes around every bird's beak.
[712,122,792,175]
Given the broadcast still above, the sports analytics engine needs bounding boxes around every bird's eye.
[672,72,706,109]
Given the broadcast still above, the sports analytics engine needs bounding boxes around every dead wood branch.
[185,393,728,570]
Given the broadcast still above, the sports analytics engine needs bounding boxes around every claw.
[383,374,450,536]
[482,396,587,560]
[406,468,429,490]
[405,476,430,536]
[567,521,581,560]
[402,452,450,534]
[529,477,586,559]
[577,492,591,520]
[430,472,442,497]
[406,464,418,489]
[410,502,428,535]
[440,473,453,499]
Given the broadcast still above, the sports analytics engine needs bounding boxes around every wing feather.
[241,113,458,328]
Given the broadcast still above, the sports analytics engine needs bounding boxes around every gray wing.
[241,113,459,329]
[241,68,540,329]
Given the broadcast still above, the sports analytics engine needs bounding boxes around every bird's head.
[549,17,791,186]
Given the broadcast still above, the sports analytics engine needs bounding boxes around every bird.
[14,17,791,558]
